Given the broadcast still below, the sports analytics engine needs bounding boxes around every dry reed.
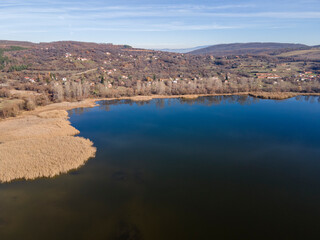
[0,100,97,183]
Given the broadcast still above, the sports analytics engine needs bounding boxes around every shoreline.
[0,99,98,183]
[98,92,320,102]
[1,92,320,182]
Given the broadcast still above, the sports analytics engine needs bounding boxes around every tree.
[100,75,105,84]
[52,83,64,102]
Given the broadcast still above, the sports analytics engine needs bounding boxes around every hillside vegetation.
[277,49,320,60]
[0,40,320,118]
[189,42,310,56]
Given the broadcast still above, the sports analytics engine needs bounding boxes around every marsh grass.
[0,103,97,183]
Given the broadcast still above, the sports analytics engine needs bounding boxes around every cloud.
[0,1,319,20]
[202,12,320,19]
[71,23,243,32]
[0,0,319,42]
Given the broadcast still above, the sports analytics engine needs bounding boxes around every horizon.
[0,0,320,48]
[0,39,318,50]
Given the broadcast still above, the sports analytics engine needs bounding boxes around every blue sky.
[0,0,319,48]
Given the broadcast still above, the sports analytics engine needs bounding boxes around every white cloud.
[71,23,243,32]
[0,2,319,20]
[0,0,319,41]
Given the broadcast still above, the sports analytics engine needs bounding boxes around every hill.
[188,42,310,56]
[0,40,35,48]
[277,48,320,60]
[0,40,319,119]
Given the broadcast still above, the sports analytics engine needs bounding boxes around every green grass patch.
[8,64,29,72]
[0,46,27,69]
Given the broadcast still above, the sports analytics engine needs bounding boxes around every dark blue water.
[1,95,320,240]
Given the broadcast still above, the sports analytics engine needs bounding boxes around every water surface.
[1,95,320,240]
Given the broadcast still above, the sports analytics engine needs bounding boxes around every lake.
[1,95,320,240]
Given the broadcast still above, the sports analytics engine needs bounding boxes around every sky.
[0,0,319,48]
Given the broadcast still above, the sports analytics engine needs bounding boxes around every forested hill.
[0,40,36,48]
[188,42,310,56]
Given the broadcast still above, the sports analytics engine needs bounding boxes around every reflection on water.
[97,95,320,112]
[1,96,320,240]
[98,95,262,111]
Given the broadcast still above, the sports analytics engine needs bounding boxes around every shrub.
[0,88,11,97]
[8,64,29,72]
[0,99,24,118]
[35,94,50,106]
[24,98,36,111]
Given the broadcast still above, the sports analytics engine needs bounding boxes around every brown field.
[0,136,95,182]
[0,99,98,183]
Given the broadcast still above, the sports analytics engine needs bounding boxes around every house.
[24,77,35,83]
[77,57,88,61]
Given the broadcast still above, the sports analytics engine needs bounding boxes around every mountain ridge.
[155,45,210,53]
[188,42,312,56]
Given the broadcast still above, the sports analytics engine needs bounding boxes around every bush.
[0,99,24,118]
[24,98,36,111]
[35,94,50,106]
[0,88,11,97]
[0,105,19,118]
[8,64,29,72]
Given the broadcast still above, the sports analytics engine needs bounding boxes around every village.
[1,41,320,116]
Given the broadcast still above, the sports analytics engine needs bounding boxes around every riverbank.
[1,92,320,182]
